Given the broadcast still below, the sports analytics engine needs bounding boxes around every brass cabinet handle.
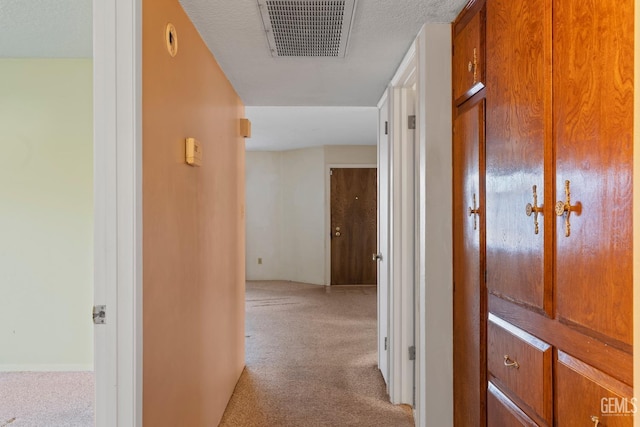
[591,415,600,426]
[503,355,520,369]
[468,193,480,230]
[555,180,572,237]
[525,184,544,235]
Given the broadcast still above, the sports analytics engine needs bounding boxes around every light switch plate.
[185,137,202,166]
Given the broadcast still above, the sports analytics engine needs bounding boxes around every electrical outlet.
[258,258,262,265]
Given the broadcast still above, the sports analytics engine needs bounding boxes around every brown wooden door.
[485,0,552,314]
[553,0,633,349]
[453,97,485,427]
[330,168,377,285]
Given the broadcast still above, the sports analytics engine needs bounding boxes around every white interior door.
[377,94,391,385]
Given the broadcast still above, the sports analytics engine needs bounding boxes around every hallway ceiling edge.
[179,0,468,106]
[244,106,378,151]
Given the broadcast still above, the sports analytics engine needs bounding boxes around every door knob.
[335,232,341,237]
[372,253,383,261]
[555,180,573,237]
[525,185,543,235]
[468,193,480,230]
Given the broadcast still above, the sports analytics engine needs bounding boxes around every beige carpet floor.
[0,371,93,426]
[219,281,414,427]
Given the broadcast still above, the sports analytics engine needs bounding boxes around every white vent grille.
[257,0,357,57]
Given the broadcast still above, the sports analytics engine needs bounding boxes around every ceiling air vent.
[257,0,357,57]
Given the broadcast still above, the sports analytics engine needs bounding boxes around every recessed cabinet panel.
[485,0,552,313]
[556,351,634,426]
[453,11,484,102]
[488,382,539,427]
[453,99,485,427]
[553,0,633,348]
[488,314,552,423]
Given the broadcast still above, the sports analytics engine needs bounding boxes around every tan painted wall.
[142,0,245,424]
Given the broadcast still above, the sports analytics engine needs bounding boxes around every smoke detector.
[257,0,357,57]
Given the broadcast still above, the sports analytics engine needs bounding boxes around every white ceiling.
[0,0,92,58]
[1,0,468,151]
[180,0,467,106]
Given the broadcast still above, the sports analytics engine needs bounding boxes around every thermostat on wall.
[185,137,202,166]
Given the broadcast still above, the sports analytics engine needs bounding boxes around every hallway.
[219,281,413,427]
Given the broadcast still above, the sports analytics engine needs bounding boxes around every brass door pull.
[503,355,520,369]
[591,416,600,427]
[555,180,572,237]
[468,193,480,230]
[525,184,543,235]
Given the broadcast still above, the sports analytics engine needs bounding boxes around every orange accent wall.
[142,0,245,424]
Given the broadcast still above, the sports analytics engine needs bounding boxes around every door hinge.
[330,169,333,176]
[409,345,416,361]
[93,305,106,324]
[384,337,388,351]
[384,121,389,135]
[408,115,416,130]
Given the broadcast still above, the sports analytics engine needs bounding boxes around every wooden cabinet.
[556,352,634,426]
[453,2,487,426]
[488,382,538,427]
[453,95,485,427]
[487,315,552,424]
[452,6,484,102]
[453,0,634,425]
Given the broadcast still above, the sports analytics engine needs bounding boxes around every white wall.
[246,145,377,285]
[281,147,326,284]
[245,152,283,280]
[0,59,93,371]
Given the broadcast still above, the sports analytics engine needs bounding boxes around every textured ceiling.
[0,0,92,58]
[245,106,378,151]
[2,0,468,151]
[180,0,468,106]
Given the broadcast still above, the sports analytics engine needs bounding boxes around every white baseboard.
[0,364,94,372]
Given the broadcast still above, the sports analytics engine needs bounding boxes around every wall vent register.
[257,0,357,57]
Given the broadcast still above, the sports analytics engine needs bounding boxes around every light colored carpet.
[0,371,93,427]
[219,281,414,427]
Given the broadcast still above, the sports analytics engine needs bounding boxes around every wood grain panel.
[556,351,634,426]
[330,168,377,285]
[142,0,246,424]
[490,295,633,386]
[487,382,539,427]
[488,314,552,423]
[553,0,634,347]
[453,98,485,426]
[453,8,484,103]
[485,0,552,313]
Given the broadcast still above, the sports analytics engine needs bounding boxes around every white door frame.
[386,42,417,406]
[377,91,391,385]
[93,0,143,425]
[324,164,377,286]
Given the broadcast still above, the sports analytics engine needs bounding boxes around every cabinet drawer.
[453,9,484,101]
[488,314,552,423]
[556,351,634,426]
[488,382,539,426]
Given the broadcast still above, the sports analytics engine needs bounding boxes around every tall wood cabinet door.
[553,0,633,348]
[485,0,552,313]
[453,98,485,427]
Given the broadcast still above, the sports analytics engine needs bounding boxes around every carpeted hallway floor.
[219,281,414,427]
